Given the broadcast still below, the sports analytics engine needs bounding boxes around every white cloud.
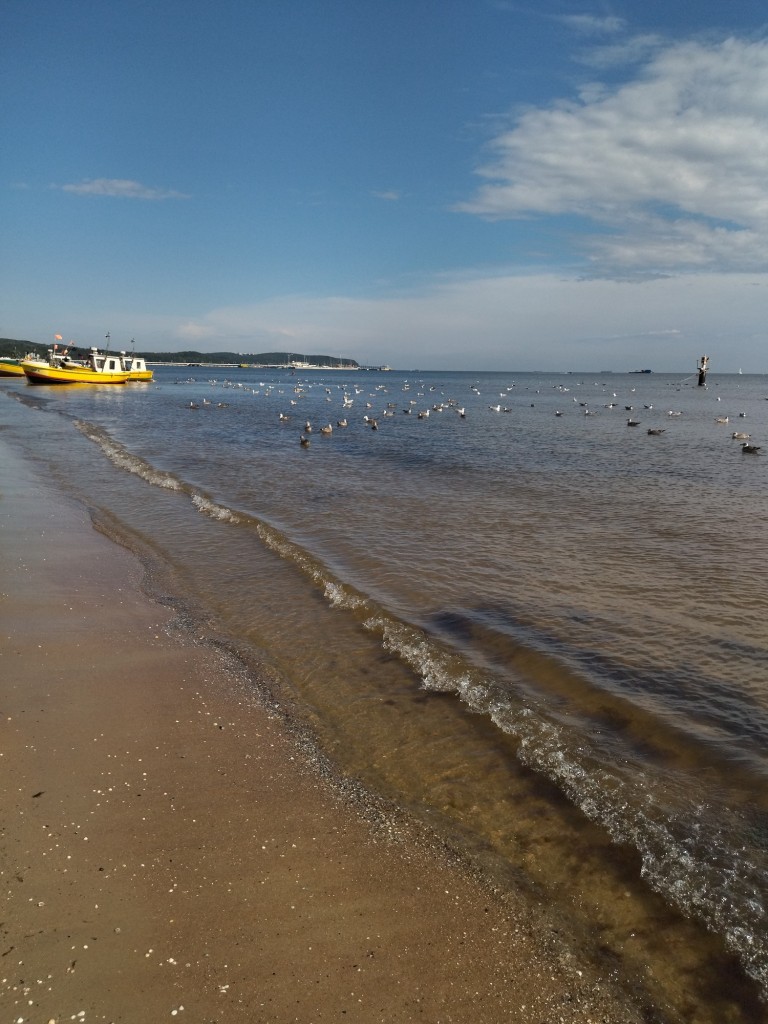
[58,178,190,200]
[576,33,665,69]
[560,14,625,36]
[371,189,402,201]
[587,216,767,273]
[457,37,768,276]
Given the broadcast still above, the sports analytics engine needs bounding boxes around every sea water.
[2,366,767,1022]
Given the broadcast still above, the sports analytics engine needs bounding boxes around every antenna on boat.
[105,331,111,354]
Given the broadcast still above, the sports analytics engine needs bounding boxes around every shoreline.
[0,430,649,1022]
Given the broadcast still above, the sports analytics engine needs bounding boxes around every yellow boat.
[0,357,28,377]
[118,351,154,382]
[22,347,131,385]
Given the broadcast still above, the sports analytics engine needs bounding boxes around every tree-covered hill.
[0,339,359,368]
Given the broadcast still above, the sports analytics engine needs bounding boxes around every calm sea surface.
[3,365,767,1022]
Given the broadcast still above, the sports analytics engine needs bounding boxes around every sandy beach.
[0,435,646,1024]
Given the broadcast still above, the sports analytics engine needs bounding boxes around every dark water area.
[2,365,767,1022]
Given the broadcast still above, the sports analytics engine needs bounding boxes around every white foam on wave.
[324,581,368,611]
[251,524,372,618]
[75,420,183,491]
[254,521,330,587]
[190,493,241,523]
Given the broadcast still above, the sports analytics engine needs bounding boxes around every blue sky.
[3,0,768,371]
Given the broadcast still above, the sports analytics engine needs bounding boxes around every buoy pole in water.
[697,354,709,386]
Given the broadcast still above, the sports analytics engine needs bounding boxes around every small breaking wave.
[371,613,768,996]
[75,420,184,491]
[190,493,241,523]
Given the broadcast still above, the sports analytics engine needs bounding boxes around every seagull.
[742,443,762,454]
[299,435,310,447]
[627,418,641,426]
[647,428,665,435]
[319,424,333,435]
[714,416,729,424]
[732,431,750,440]
[337,418,348,428]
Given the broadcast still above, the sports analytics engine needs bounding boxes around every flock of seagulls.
[179,374,763,457]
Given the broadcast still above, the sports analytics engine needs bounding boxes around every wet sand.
[0,436,645,1024]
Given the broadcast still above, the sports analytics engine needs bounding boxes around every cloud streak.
[457,37,768,276]
[58,178,190,200]
[560,14,625,36]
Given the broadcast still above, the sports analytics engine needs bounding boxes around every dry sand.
[0,437,645,1024]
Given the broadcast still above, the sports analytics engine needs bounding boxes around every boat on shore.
[0,356,29,377]
[22,346,131,385]
[118,350,153,382]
